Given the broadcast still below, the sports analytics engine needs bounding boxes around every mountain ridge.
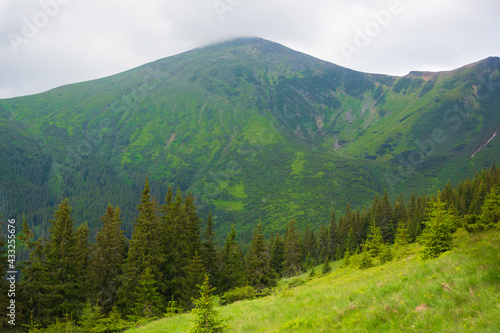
[0,37,499,242]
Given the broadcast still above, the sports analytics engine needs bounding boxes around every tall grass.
[126,229,500,332]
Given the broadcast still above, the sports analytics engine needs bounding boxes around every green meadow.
[126,229,500,333]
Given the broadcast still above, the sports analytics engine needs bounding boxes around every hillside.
[125,229,500,332]
[0,37,499,241]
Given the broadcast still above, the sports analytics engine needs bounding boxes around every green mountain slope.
[0,38,499,240]
[125,229,500,332]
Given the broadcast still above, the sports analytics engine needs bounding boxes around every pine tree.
[308,267,316,279]
[478,185,500,230]
[90,205,127,313]
[130,264,164,320]
[418,199,455,260]
[43,198,85,321]
[20,216,48,326]
[189,274,225,333]
[380,190,394,242]
[220,225,246,292]
[322,257,332,274]
[186,251,206,308]
[303,226,318,263]
[202,213,220,290]
[358,246,373,269]
[328,209,338,260]
[317,225,329,263]
[345,226,356,254]
[364,222,383,258]
[247,222,277,290]
[394,222,410,258]
[75,223,90,301]
[119,178,165,315]
[270,233,285,277]
[282,218,303,277]
[379,243,393,264]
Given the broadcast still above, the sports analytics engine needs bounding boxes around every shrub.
[223,286,256,304]
[379,243,393,264]
[287,277,306,288]
[358,250,373,269]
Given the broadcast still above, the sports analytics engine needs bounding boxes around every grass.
[125,229,500,332]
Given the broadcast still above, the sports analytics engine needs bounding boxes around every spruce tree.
[270,233,285,276]
[417,199,455,260]
[478,186,500,230]
[220,225,246,292]
[322,257,332,274]
[328,209,337,261]
[364,222,383,258]
[380,190,394,242]
[345,226,356,254]
[394,222,410,258]
[282,218,303,277]
[358,246,373,269]
[202,213,220,290]
[303,226,318,262]
[43,198,85,321]
[317,225,329,263]
[75,223,90,301]
[19,216,48,326]
[130,264,164,320]
[90,205,127,313]
[247,222,277,290]
[189,274,225,333]
[119,178,165,315]
[186,251,206,308]
[379,243,393,264]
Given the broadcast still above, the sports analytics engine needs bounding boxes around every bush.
[223,286,256,304]
[287,277,306,288]
[358,250,373,269]
[379,244,393,264]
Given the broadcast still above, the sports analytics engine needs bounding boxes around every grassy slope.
[126,230,500,332]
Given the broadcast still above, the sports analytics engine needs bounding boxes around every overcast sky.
[1,0,499,99]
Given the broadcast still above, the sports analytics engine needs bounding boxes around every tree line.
[0,165,498,331]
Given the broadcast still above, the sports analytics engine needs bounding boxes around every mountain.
[0,37,499,241]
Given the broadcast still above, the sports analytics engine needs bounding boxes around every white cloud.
[0,0,499,98]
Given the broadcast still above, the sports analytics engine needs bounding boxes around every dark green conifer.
[328,209,339,260]
[90,205,127,313]
[270,233,285,276]
[322,257,332,274]
[220,225,246,292]
[130,264,164,320]
[418,199,455,260]
[364,222,383,258]
[282,218,303,277]
[43,199,85,321]
[186,251,206,308]
[247,222,277,290]
[478,186,500,230]
[19,216,48,326]
[317,225,329,262]
[202,213,220,290]
[119,178,164,314]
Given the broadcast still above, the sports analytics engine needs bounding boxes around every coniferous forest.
[0,165,498,332]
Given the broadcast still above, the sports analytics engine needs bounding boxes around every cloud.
[0,0,499,98]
